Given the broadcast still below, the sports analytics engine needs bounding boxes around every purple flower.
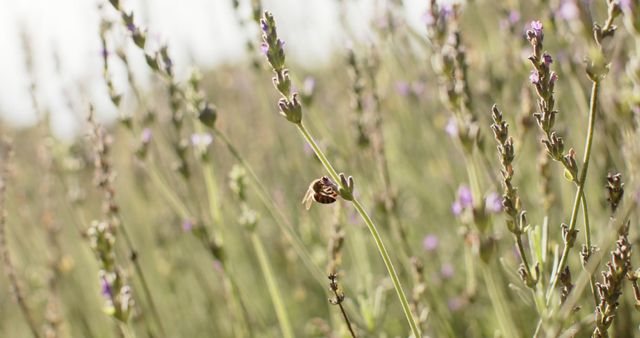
[508,11,521,24]
[191,133,213,147]
[529,70,540,84]
[452,185,473,216]
[558,1,579,20]
[451,201,463,216]
[423,235,439,252]
[485,192,503,213]
[141,128,152,143]
[101,276,113,298]
[260,43,269,55]
[549,72,558,85]
[458,185,473,208]
[260,20,268,33]
[422,11,436,26]
[395,81,410,96]
[441,263,455,279]
[530,20,543,32]
[542,53,553,66]
[277,39,286,50]
[445,117,458,137]
[439,4,453,19]
[182,219,194,232]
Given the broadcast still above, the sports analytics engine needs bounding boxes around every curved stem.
[296,122,421,338]
[545,80,600,304]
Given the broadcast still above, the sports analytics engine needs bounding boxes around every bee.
[302,176,339,210]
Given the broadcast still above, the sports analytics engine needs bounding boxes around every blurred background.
[0,0,425,139]
[1,0,639,337]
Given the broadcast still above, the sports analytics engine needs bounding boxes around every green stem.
[481,263,519,338]
[147,160,251,336]
[250,232,294,338]
[580,193,598,307]
[146,164,192,220]
[545,80,600,304]
[464,242,476,297]
[296,122,421,338]
[118,323,137,338]
[117,222,166,337]
[514,233,534,285]
[213,128,327,286]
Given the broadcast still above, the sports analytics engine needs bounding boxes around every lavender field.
[1,0,640,337]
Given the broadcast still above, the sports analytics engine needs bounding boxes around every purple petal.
[423,235,439,252]
[458,185,473,208]
[485,192,503,214]
[529,70,540,84]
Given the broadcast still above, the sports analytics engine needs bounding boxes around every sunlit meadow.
[1,0,640,337]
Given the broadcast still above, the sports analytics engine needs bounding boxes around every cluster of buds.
[490,105,538,288]
[410,257,428,330]
[328,273,345,305]
[135,128,153,160]
[99,20,122,110]
[593,221,633,337]
[88,221,134,322]
[424,0,450,46]
[106,1,214,180]
[587,0,622,81]
[606,173,624,213]
[87,112,136,321]
[346,49,371,148]
[558,266,575,306]
[538,150,555,212]
[526,20,579,182]
[425,3,481,153]
[260,12,301,124]
[89,116,119,228]
[338,173,355,201]
[327,273,357,337]
[229,165,260,232]
[326,208,345,275]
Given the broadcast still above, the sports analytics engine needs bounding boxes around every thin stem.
[250,232,294,338]
[481,263,519,338]
[296,122,421,338]
[213,127,327,286]
[147,157,251,336]
[580,194,598,307]
[545,80,600,303]
[514,233,534,282]
[118,323,137,338]
[117,222,166,337]
[331,289,357,338]
[146,164,192,220]
[202,160,223,226]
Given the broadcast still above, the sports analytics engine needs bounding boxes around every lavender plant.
[259,11,420,338]
[3,0,640,337]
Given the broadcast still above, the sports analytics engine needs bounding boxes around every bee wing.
[302,188,314,210]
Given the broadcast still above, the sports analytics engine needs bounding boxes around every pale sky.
[0,0,426,139]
